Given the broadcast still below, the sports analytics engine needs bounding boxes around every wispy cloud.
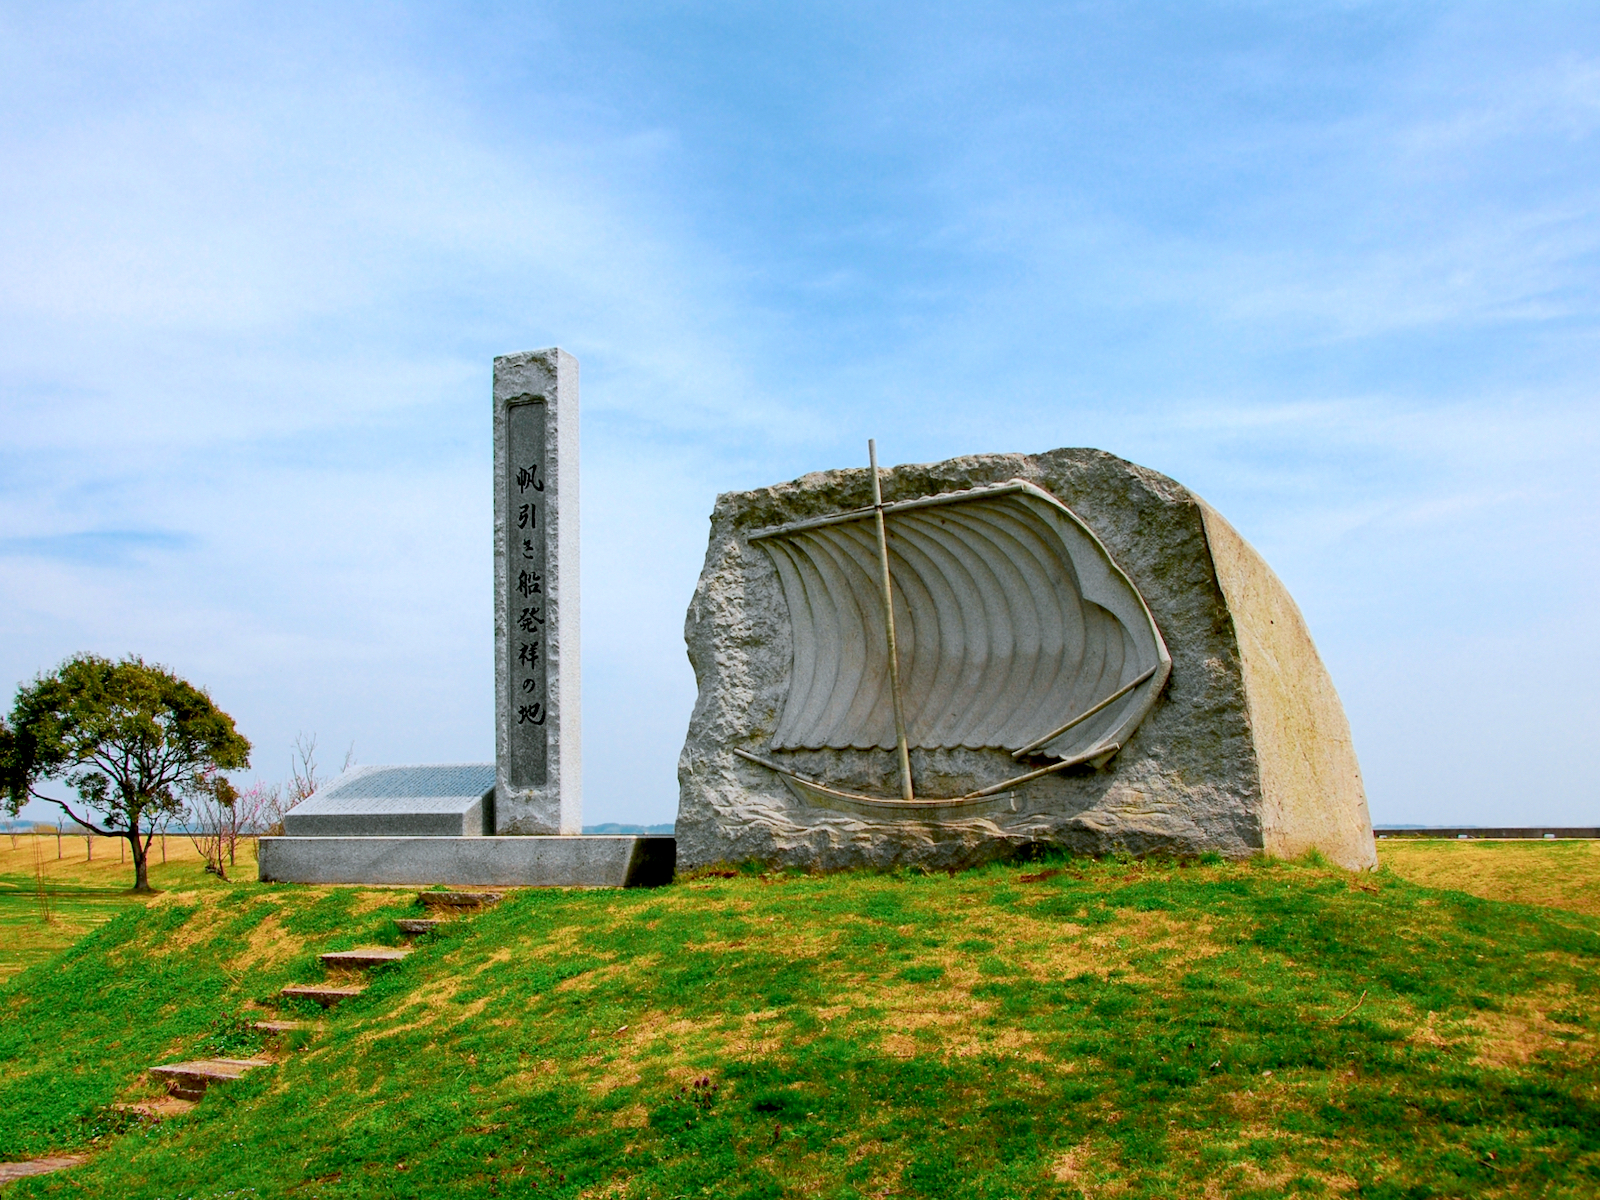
[2,2,1598,827]
[0,530,196,565]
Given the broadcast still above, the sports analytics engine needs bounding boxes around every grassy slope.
[0,835,227,983]
[2,852,1597,1199]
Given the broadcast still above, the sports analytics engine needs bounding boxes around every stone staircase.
[320,947,412,969]
[147,1058,273,1102]
[419,890,504,912]
[280,982,370,1007]
[252,1019,311,1034]
[146,890,503,1102]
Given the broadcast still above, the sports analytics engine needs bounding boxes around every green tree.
[1,654,251,892]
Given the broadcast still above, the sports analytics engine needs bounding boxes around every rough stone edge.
[1196,501,1377,870]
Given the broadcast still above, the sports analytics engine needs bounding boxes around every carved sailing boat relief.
[735,441,1173,820]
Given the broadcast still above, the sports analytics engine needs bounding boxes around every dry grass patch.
[227,909,302,972]
[1051,1137,1128,1198]
[0,831,213,888]
[1379,838,1600,916]
[1467,988,1598,1070]
[357,976,487,1042]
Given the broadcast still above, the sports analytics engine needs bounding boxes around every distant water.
[581,823,676,835]
[5,820,681,835]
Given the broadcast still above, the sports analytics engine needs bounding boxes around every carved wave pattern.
[759,486,1167,760]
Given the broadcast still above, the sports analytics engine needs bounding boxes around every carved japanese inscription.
[505,397,548,789]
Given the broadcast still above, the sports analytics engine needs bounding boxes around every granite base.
[257,835,675,888]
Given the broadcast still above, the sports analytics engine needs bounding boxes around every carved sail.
[749,480,1170,769]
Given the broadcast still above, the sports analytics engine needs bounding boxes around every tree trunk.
[129,816,151,893]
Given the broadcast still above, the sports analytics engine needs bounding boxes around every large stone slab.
[494,348,582,834]
[677,447,1377,872]
[283,764,494,837]
[257,835,676,887]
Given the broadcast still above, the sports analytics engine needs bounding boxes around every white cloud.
[3,1,1599,831]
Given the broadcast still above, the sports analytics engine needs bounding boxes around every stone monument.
[493,348,582,835]
[676,445,1377,872]
[258,348,673,887]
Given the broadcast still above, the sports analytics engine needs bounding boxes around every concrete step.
[319,947,411,970]
[0,1156,88,1184]
[395,917,443,935]
[149,1058,271,1101]
[418,890,503,909]
[252,1020,310,1034]
[281,983,365,1008]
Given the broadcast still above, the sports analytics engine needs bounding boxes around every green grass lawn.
[0,835,235,983]
[0,878,152,981]
[1,853,1596,1198]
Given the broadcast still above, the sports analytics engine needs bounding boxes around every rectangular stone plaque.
[505,397,548,788]
[494,348,581,834]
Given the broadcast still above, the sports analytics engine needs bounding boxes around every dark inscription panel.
[506,398,548,788]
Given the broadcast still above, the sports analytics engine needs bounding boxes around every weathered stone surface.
[0,1157,88,1185]
[283,764,494,837]
[676,448,1376,872]
[394,918,444,934]
[319,948,410,969]
[280,984,364,1008]
[1197,504,1375,867]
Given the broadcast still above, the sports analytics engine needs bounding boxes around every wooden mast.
[868,439,915,802]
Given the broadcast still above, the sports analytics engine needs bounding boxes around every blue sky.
[2,2,1597,828]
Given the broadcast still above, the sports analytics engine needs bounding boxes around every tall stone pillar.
[493,348,581,834]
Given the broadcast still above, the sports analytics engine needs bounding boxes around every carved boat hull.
[749,479,1171,764]
[733,749,1016,820]
[739,472,1171,818]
